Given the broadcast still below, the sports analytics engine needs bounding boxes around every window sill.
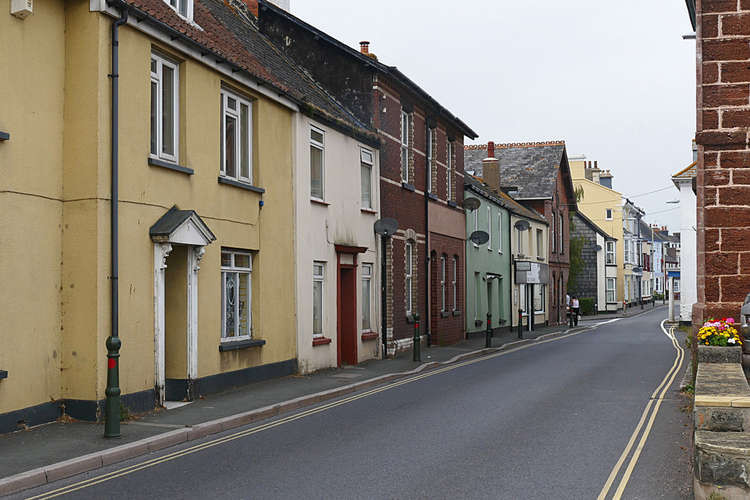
[0,370,7,379]
[360,207,377,215]
[219,338,266,352]
[474,319,483,327]
[218,176,265,193]
[361,331,378,341]
[426,193,439,201]
[312,337,332,346]
[310,198,330,207]
[452,310,461,317]
[401,182,416,192]
[440,311,450,318]
[0,131,9,141]
[537,257,545,261]
[448,201,458,208]
[148,157,194,175]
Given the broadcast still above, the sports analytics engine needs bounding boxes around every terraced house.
[255,0,477,351]
[0,0,377,432]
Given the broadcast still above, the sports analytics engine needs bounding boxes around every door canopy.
[150,206,216,246]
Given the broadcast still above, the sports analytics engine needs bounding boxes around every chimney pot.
[594,160,598,169]
[360,41,370,54]
[487,141,495,159]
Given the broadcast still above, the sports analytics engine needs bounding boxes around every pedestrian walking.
[571,296,580,326]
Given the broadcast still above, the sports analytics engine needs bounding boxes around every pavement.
[0,320,578,496]
[6,304,692,499]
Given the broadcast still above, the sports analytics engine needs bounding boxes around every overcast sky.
[292,0,696,231]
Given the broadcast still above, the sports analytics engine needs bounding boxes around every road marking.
[27,320,624,500]
[596,319,684,500]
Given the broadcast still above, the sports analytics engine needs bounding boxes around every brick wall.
[695,0,750,325]
[429,233,465,345]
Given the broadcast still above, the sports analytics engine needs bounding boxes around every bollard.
[486,312,492,348]
[518,309,523,339]
[413,313,421,362]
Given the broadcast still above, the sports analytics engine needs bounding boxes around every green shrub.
[579,297,595,315]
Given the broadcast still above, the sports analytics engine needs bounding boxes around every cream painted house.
[294,114,381,373]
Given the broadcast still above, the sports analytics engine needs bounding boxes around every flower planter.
[698,344,742,364]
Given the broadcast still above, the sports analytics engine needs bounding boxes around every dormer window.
[165,0,193,21]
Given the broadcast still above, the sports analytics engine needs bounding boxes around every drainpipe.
[105,7,128,439]
[425,125,431,347]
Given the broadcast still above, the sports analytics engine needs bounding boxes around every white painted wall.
[678,179,697,323]
[596,233,606,312]
[294,114,381,373]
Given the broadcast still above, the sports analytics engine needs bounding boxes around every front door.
[338,266,357,365]
[164,246,189,401]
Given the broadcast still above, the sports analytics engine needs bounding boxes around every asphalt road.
[17,307,692,499]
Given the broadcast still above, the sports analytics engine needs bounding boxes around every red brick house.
[688,0,750,327]
[465,142,577,326]
[256,1,477,352]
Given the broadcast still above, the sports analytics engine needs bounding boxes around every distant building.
[623,200,646,307]
[569,212,618,313]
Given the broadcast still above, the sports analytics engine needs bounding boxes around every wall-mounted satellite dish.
[463,198,480,211]
[374,218,399,237]
[470,230,489,245]
[596,244,603,251]
[514,220,530,231]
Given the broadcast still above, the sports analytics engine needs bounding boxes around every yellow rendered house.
[0,0,349,431]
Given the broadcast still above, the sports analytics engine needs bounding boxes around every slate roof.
[574,211,616,240]
[464,175,547,224]
[150,206,216,241]
[110,0,375,142]
[464,142,569,200]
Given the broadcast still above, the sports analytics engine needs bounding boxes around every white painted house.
[672,142,697,324]
[294,114,382,373]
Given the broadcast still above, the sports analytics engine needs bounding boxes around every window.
[221,250,252,340]
[533,285,545,313]
[674,279,680,292]
[606,278,616,303]
[559,213,564,254]
[313,262,325,337]
[400,110,411,183]
[150,53,179,163]
[519,284,527,314]
[606,241,616,265]
[361,264,372,331]
[452,257,457,311]
[440,255,446,312]
[536,229,544,258]
[606,208,613,220]
[310,127,325,200]
[447,141,454,200]
[516,228,524,255]
[427,128,435,193]
[551,211,556,253]
[474,272,480,320]
[220,89,252,183]
[473,208,479,248]
[405,242,414,315]
[487,207,492,251]
[164,0,193,20]
[361,148,373,209]
[498,214,503,254]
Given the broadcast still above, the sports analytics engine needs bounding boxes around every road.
[17,307,692,499]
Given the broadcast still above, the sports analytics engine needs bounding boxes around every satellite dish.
[514,220,530,231]
[374,218,399,237]
[470,230,489,245]
[595,244,603,251]
[463,198,480,211]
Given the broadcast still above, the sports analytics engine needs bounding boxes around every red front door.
[338,267,357,366]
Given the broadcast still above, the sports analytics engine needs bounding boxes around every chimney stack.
[243,0,259,17]
[482,142,501,194]
[360,41,370,55]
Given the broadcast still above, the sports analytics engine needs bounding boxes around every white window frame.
[606,241,616,265]
[606,278,616,303]
[498,214,503,254]
[221,250,252,341]
[534,284,545,314]
[426,128,434,193]
[516,228,524,255]
[606,208,613,220]
[400,110,411,183]
[473,208,479,248]
[310,126,325,200]
[361,148,374,209]
[220,89,253,184]
[447,141,453,200]
[150,52,180,164]
[452,256,457,312]
[165,0,194,22]
[487,207,492,251]
[536,228,544,258]
[440,255,446,312]
[313,261,325,337]
[405,242,414,315]
[361,263,372,332]
[559,213,564,254]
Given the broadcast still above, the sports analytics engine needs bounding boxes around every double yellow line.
[28,324,608,499]
[597,320,684,500]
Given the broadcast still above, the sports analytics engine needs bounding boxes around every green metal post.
[486,312,492,348]
[413,313,421,362]
[104,336,121,437]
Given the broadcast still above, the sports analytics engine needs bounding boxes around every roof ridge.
[465,140,566,151]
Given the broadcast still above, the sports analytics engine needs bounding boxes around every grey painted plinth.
[698,345,742,364]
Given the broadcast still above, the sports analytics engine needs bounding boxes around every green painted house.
[464,176,512,335]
